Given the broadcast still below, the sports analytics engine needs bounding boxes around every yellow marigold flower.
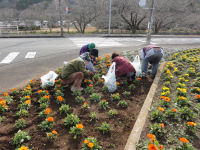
[187,122,197,127]
[25,100,31,105]
[158,107,164,112]
[84,140,89,144]
[52,130,58,134]
[47,117,54,122]
[88,142,94,148]
[180,138,188,143]
[19,146,28,150]
[76,124,83,129]
[116,93,120,96]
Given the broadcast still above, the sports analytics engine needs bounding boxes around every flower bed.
[0,54,152,150]
[137,48,200,150]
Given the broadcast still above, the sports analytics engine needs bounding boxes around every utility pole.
[146,0,155,45]
[108,0,112,35]
[59,0,64,36]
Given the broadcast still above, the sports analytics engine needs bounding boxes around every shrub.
[90,93,101,103]
[16,109,28,117]
[122,91,131,98]
[98,100,109,110]
[179,107,194,121]
[185,122,197,135]
[108,109,118,118]
[69,124,84,139]
[84,86,94,94]
[98,122,111,134]
[81,137,102,150]
[90,112,97,121]
[14,119,26,129]
[151,109,165,123]
[118,100,128,108]
[12,130,31,146]
[75,96,85,103]
[128,84,136,91]
[64,113,80,127]
[39,117,55,131]
[72,90,82,96]
[110,93,120,101]
[150,123,166,139]
[59,104,70,115]
[46,130,58,140]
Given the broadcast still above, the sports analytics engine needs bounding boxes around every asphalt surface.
[0,36,200,93]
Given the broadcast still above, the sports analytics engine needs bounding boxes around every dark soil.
[0,77,152,150]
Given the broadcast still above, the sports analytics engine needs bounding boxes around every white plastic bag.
[102,62,117,92]
[41,71,58,87]
[131,55,142,77]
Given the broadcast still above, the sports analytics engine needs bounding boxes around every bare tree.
[117,0,146,34]
[68,0,103,33]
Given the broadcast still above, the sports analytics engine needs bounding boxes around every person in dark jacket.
[80,43,96,55]
[140,45,164,79]
[111,52,136,81]
[61,53,94,91]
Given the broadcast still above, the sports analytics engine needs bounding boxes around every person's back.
[80,43,95,55]
[112,55,136,77]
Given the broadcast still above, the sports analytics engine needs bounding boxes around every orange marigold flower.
[48,133,53,137]
[96,57,101,60]
[88,142,94,148]
[164,97,170,102]
[19,145,28,150]
[52,130,58,134]
[148,144,158,150]
[160,123,165,128]
[158,107,164,112]
[84,140,89,144]
[57,96,64,102]
[104,99,106,102]
[172,109,177,112]
[45,90,49,93]
[159,145,163,150]
[160,96,165,99]
[107,63,111,67]
[180,96,186,100]
[147,133,155,139]
[89,84,93,87]
[24,89,27,91]
[44,95,50,99]
[83,102,87,107]
[25,100,31,105]
[38,90,42,93]
[25,96,30,99]
[3,93,8,97]
[116,93,120,96]
[47,117,54,122]
[116,81,120,85]
[137,78,142,80]
[76,124,83,129]
[45,108,51,114]
[187,122,197,126]
[195,95,200,99]
[180,138,189,143]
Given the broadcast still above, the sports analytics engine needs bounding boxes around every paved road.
[0,36,200,92]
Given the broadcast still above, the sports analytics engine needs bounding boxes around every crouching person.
[61,54,94,91]
[111,52,136,81]
[140,45,164,79]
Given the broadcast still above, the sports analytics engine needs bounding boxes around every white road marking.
[25,52,36,58]
[0,52,19,64]
[69,37,123,47]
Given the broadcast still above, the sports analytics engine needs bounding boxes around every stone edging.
[124,62,166,150]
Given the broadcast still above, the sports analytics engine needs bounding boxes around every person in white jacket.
[140,45,164,79]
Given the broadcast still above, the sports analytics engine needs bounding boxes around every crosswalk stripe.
[25,52,36,58]
[69,37,123,47]
[0,52,19,64]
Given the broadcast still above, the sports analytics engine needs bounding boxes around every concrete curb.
[124,62,166,150]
